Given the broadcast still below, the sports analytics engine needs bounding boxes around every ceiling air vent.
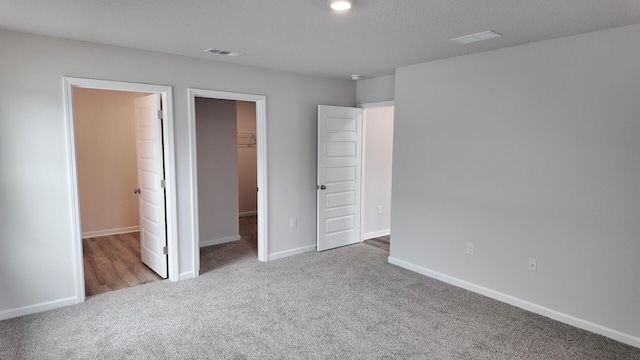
[451,30,502,45]
[204,48,244,57]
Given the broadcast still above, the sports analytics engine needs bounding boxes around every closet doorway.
[188,89,268,275]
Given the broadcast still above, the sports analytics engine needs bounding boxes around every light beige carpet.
[1,232,638,359]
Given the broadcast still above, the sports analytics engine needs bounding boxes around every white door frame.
[188,88,268,273]
[63,77,179,303]
[357,100,394,241]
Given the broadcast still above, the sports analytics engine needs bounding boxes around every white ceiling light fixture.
[451,30,502,45]
[328,0,353,12]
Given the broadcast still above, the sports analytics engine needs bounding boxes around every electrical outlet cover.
[466,242,474,256]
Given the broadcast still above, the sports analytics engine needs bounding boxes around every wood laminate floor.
[83,232,163,297]
[363,235,390,251]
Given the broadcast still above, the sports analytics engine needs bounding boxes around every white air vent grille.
[204,48,244,57]
[451,31,502,45]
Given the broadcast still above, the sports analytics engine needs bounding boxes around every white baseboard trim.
[239,211,257,217]
[387,256,640,349]
[179,271,195,281]
[200,235,241,248]
[268,244,316,261]
[82,226,140,239]
[0,296,78,321]
[362,229,390,240]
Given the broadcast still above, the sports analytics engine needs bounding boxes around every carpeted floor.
[200,215,258,275]
[1,225,639,359]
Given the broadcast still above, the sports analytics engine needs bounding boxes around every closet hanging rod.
[237,131,257,148]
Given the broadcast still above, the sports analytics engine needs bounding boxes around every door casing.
[63,77,179,303]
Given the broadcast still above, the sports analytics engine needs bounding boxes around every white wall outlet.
[290,218,297,228]
[466,242,474,256]
[377,205,383,214]
[529,258,537,272]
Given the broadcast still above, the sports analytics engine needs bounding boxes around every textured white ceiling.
[1,0,639,79]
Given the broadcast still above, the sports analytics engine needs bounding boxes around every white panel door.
[317,105,363,251]
[134,94,168,278]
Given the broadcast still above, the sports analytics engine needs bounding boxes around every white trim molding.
[359,109,368,245]
[82,226,140,239]
[0,297,78,321]
[388,256,640,349]
[268,244,316,261]
[188,88,269,280]
[200,235,241,248]
[362,229,390,241]
[179,271,195,281]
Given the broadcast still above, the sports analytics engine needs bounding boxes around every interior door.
[317,105,363,251]
[134,94,168,278]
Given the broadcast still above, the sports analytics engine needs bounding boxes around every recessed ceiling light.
[204,48,244,57]
[451,30,503,45]
[350,75,362,81]
[328,0,353,11]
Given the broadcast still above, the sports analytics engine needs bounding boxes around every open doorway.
[188,89,268,276]
[361,104,394,252]
[194,98,258,273]
[64,77,178,303]
[73,88,165,296]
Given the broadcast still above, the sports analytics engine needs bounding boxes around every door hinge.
[162,246,168,255]
[157,110,163,120]
[160,179,166,188]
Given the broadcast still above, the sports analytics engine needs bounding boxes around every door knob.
[134,188,141,194]
[319,185,326,190]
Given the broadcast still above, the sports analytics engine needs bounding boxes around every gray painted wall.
[356,75,395,104]
[196,98,240,244]
[392,24,640,341]
[0,30,354,317]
